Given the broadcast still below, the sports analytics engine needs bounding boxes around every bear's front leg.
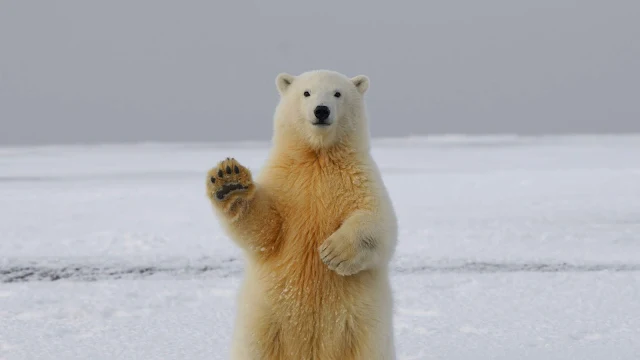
[319,210,392,276]
[206,158,283,255]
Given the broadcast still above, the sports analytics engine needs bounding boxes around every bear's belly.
[244,185,380,358]
[251,250,380,359]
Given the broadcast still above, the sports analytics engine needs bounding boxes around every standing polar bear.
[206,70,398,360]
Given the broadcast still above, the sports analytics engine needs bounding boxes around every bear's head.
[272,70,370,151]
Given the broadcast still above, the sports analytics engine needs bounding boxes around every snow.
[1,135,640,359]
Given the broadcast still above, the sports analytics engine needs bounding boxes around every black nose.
[314,105,330,122]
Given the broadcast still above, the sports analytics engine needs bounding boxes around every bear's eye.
[334,91,341,98]
[303,91,310,97]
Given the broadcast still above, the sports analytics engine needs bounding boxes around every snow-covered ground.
[1,135,640,359]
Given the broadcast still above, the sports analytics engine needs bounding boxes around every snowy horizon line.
[2,132,640,151]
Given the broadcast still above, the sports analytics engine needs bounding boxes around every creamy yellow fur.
[206,70,398,359]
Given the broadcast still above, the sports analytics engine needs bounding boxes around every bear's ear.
[351,75,369,95]
[276,73,295,94]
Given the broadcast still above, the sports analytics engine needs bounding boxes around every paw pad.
[206,157,253,202]
[216,183,249,200]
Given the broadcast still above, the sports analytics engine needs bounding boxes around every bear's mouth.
[311,121,332,127]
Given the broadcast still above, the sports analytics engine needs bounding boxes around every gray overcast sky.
[1,0,639,146]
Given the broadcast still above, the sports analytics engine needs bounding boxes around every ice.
[1,135,640,359]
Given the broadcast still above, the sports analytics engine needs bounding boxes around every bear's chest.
[276,165,363,245]
[260,159,369,293]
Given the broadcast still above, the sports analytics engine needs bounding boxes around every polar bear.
[205,69,398,360]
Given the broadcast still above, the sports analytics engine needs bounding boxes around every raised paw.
[206,158,254,204]
[319,232,367,276]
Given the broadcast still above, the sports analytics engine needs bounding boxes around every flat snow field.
[1,135,640,360]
